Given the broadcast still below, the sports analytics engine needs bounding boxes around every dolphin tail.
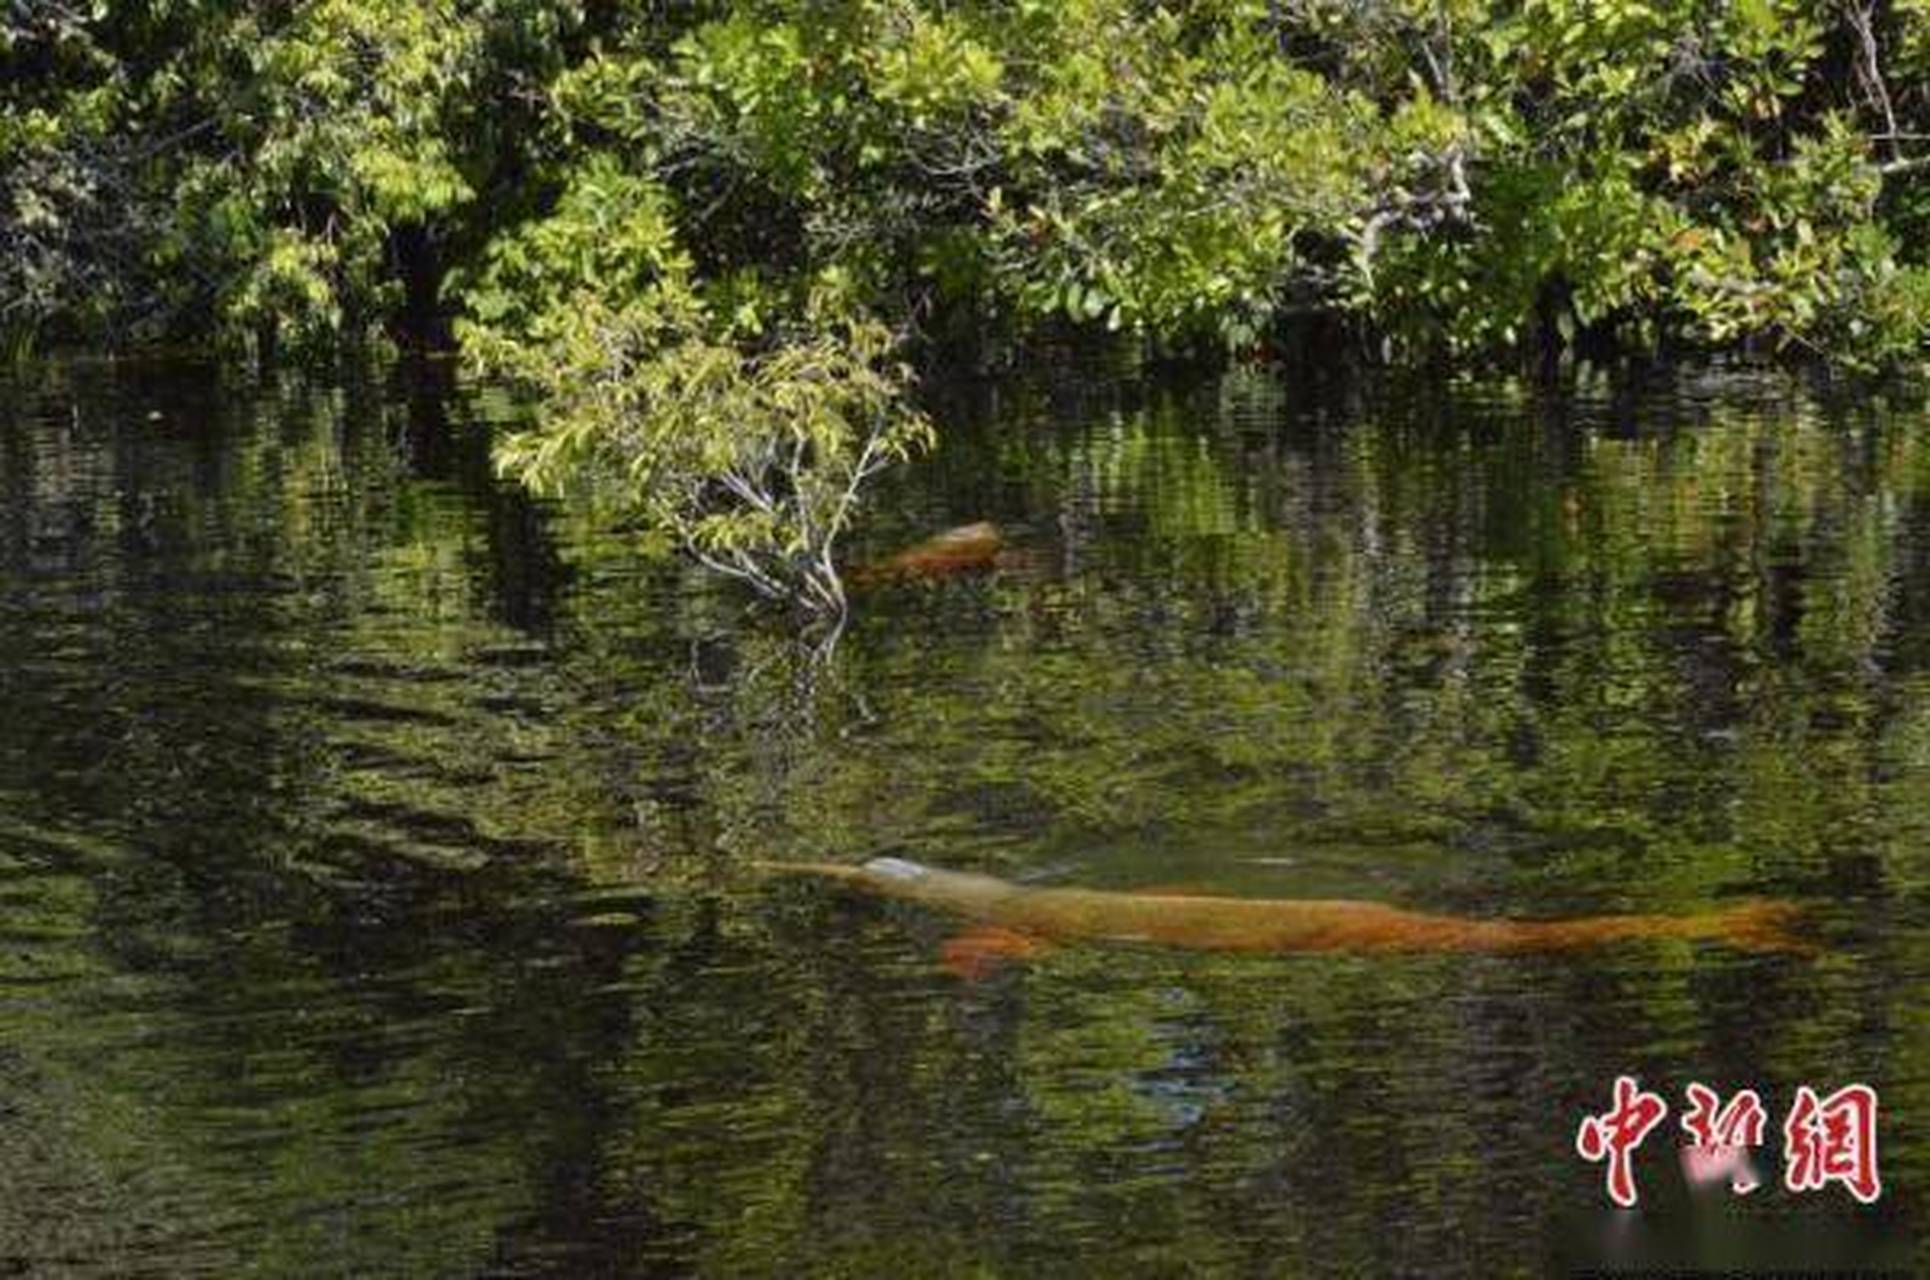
[1707,898,1812,955]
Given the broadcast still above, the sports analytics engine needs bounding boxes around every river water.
[0,356,1925,1276]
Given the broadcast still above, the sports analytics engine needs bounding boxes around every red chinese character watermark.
[1579,1078,1882,1207]
[1784,1083,1881,1204]
[1576,1075,1669,1207]
[1678,1082,1765,1195]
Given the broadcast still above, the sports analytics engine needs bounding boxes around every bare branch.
[1846,1,1903,164]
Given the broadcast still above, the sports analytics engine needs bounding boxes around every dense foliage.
[10,0,1930,602]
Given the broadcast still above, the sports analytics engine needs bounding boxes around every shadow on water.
[0,355,1925,1275]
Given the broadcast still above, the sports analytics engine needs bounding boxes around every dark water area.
[0,355,1926,1277]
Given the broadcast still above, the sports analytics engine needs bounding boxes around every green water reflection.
[0,358,1925,1276]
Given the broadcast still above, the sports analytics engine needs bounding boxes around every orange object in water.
[757,858,1807,961]
[939,924,1045,980]
[851,522,1004,585]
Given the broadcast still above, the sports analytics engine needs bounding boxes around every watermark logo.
[1784,1083,1882,1204]
[1575,1077,1880,1207]
[1680,1081,1766,1196]
[1576,1076,1669,1208]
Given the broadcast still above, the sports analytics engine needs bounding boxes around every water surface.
[1,356,1926,1275]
